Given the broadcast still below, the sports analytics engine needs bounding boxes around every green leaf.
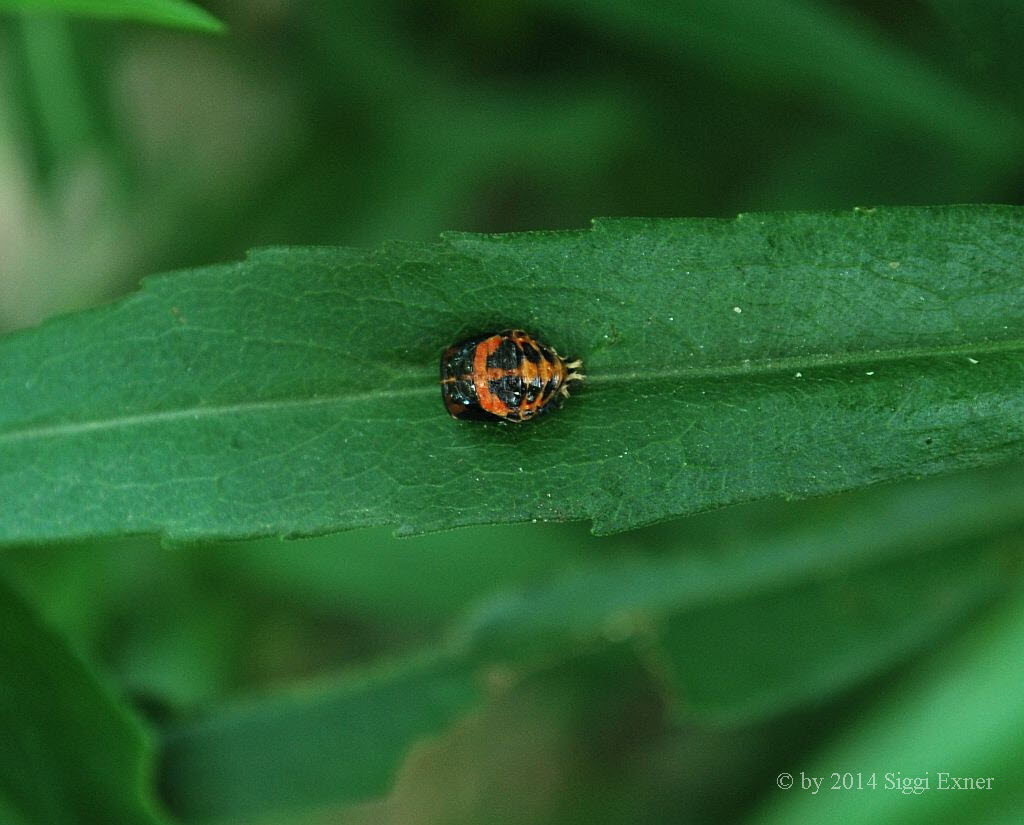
[458,461,1024,721]
[0,205,1022,542]
[0,574,167,825]
[159,650,482,823]
[923,0,1024,102]
[652,543,1003,722]
[0,0,225,33]
[155,465,1023,822]
[219,521,591,622]
[546,0,1024,162]
[751,585,1024,825]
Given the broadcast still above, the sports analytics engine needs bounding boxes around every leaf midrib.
[2,336,1020,445]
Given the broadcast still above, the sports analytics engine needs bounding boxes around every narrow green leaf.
[0,0,225,33]
[651,541,1005,722]
[159,650,482,823]
[15,15,97,172]
[545,0,1024,162]
[752,586,1024,825]
[0,205,1022,542]
[221,522,591,622]
[157,465,1024,823]
[458,461,1024,720]
[0,574,167,825]
[923,0,1024,100]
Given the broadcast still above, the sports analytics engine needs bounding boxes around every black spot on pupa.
[539,346,557,365]
[440,340,479,381]
[486,337,521,370]
[490,375,523,407]
[524,378,543,403]
[520,340,542,364]
[453,379,476,403]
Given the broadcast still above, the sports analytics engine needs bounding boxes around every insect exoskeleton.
[440,329,584,422]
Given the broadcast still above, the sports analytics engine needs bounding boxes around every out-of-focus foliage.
[0,1,1022,824]
[0,575,168,825]
[0,0,223,32]
[754,586,1024,825]
[154,463,1023,822]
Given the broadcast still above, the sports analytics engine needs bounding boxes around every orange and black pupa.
[440,329,584,422]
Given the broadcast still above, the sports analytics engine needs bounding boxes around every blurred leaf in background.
[4,461,1022,823]
[0,575,168,825]
[1,0,1023,824]
[0,0,223,31]
[2,0,1022,332]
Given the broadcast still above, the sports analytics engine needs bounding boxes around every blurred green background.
[1,1,1023,823]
